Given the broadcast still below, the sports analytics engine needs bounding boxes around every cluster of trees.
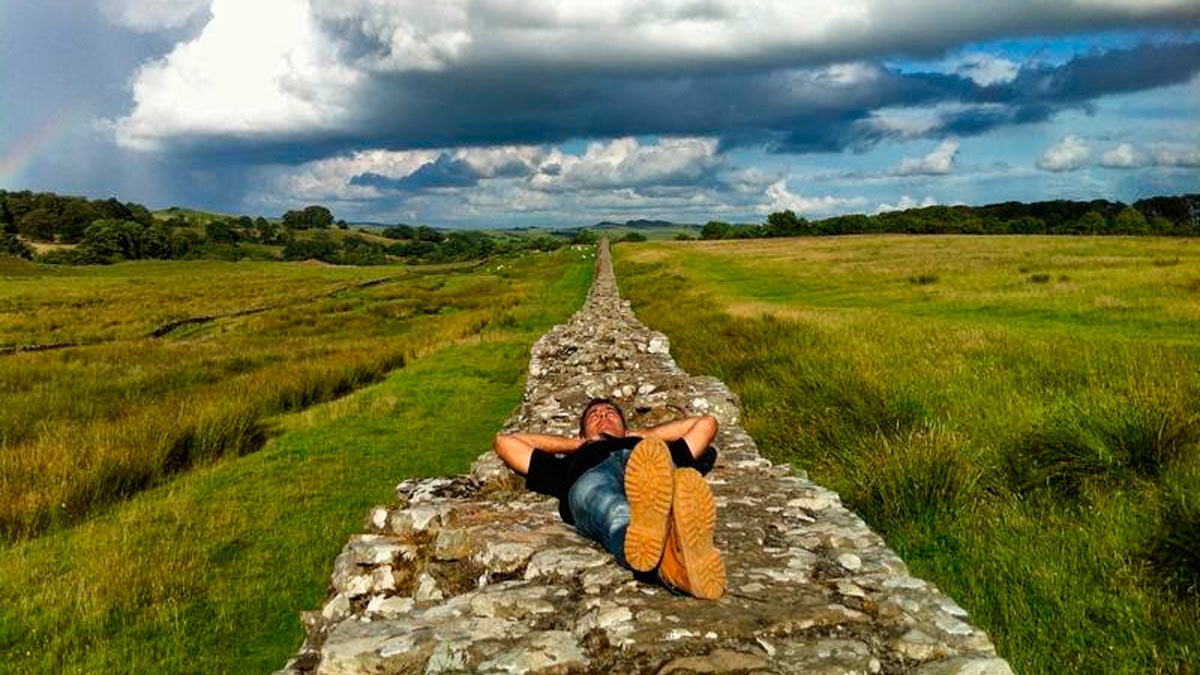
[0,192,246,263]
[0,192,367,264]
[1,203,33,259]
[175,214,303,247]
[0,190,589,266]
[570,230,599,245]
[281,205,343,230]
[380,223,445,242]
[281,231,387,265]
[378,226,567,264]
[27,217,272,265]
[274,226,576,266]
[700,195,1200,241]
[28,216,284,265]
[1,190,154,244]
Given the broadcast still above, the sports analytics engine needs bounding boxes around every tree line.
[276,226,582,266]
[698,194,1200,240]
[7,188,1197,266]
[0,190,581,266]
[0,190,295,263]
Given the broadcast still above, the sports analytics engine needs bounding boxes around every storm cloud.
[112,1,1200,157]
[4,1,1199,225]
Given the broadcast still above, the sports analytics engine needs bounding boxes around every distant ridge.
[593,218,682,228]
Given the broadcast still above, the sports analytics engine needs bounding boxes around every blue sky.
[1,1,1198,228]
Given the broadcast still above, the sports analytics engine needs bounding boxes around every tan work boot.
[658,468,726,599]
[623,437,675,572]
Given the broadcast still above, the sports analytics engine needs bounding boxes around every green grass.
[154,206,240,224]
[0,253,588,540]
[614,236,1200,674]
[0,248,592,673]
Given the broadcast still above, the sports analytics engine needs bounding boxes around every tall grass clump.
[266,353,407,414]
[1007,396,1200,497]
[684,311,927,470]
[161,405,269,473]
[1146,467,1200,598]
[846,425,983,529]
[0,350,410,540]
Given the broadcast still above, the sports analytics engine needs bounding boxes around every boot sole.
[624,438,675,572]
[671,468,726,600]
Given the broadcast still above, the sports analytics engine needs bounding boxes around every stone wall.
[277,240,1013,675]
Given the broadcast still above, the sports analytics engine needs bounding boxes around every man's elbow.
[493,434,511,458]
[493,434,531,474]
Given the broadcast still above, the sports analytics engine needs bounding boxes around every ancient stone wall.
[277,241,1013,675]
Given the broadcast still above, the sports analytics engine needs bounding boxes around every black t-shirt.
[525,434,716,524]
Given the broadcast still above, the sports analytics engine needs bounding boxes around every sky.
[1,1,1198,228]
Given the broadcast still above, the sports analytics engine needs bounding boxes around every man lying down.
[493,398,725,599]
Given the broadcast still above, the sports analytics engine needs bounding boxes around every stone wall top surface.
[278,241,1012,675]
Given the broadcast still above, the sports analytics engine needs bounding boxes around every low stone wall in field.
[277,241,1012,675]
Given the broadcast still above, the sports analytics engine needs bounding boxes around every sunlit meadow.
[0,248,592,672]
[613,235,1200,674]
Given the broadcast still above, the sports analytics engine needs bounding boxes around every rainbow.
[0,106,87,186]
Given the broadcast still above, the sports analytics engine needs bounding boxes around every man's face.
[583,404,625,439]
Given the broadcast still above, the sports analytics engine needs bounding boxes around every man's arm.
[638,416,718,459]
[493,432,583,475]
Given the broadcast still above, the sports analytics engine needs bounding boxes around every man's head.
[579,398,627,439]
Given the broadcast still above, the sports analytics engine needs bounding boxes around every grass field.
[613,235,1200,675]
[0,254,574,540]
[0,248,592,672]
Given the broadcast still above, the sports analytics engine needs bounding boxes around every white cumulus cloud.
[760,180,866,216]
[874,195,938,213]
[862,103,1008,140]
[537,137,723,191]
[1037,134,1092,172]
[1099,142,1144,168]
[270,148,442,201]
[954,53,1019,86]
[269,137,725,202]
[114,0,361,150]
[1152,143,1200,167]
[314,1,473,71]
[895,139,960,175]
